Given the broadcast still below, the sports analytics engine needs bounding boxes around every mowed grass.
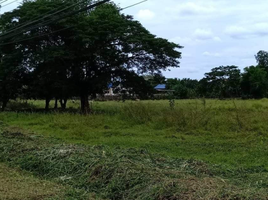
[0,163,64,200]
[0,127,267,199]
[1,99,268,199]
[1,99,268,169]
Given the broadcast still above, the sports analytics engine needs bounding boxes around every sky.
[1,0,267,79]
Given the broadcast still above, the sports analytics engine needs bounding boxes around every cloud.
[193,29,213,40]
[171,36,196,46]
[225,23,268,39]
[225,26,250,39]
[187,68,200,74]
[167,2,215,16]
[137,9,155,20]
[253,23,268,36]
[213,37,222,42]
[193,29,221,41]
[171,30,221,47]
[203,51,221,57]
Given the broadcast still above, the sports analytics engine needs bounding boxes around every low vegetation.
[0,163,65,200]
[0,125,267,200]
[1,99,268,199]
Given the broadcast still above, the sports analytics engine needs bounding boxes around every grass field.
[0,163,64,200]
[1,99,268,199]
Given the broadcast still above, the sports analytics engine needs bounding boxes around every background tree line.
[162,50,268,99]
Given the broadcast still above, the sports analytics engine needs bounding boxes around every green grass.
[0,163,64,200]
[2,99,268,169]
[1,99,268,198]
[0,127,267,199]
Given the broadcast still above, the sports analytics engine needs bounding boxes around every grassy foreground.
[0,163,64,200]
[2,99,268,168]
[0,126,267,199]
[1,99,268,199]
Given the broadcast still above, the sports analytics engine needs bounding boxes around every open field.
[0,163,64,200]
[1,99,268,199]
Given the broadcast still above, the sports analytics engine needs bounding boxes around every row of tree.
[1,1,267,112]
[165,50,268,99]
[0,0,182,112]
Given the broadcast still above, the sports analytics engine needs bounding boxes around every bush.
[7,101,36,111]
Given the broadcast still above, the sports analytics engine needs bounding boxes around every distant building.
[154,84,174,99]
[154,84,174,93]
[154,84,166,91]
[105,83,114,96]
[101,83,132,100]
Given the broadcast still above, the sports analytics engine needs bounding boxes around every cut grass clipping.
[0,127,267,200]
[0,163,64,200]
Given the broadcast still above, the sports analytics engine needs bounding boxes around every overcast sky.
[1,0,267,79]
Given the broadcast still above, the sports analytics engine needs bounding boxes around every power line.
[0,26,73,46]
[2,0,148,38]
[1,0,18,8]
[0,0,110,44]
[0,0,148,42]
[0,0,9,5]
[0,0,147,46]
[0,0,91,39]
[4,0,83,34]
[120,0,148,11]
[0,0,109,41]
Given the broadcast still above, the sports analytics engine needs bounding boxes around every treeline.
[0,0,181,112]
[163,51,268,99]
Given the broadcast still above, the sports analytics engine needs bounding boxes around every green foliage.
[0,39,26,111]
[2,99,268,168]
[144,73,167,88]
[169,98,175,110]
[121,102,155,124]
[0,0,182,112]
[167,78,199,99]
[256,50,268,71]
[164,61,268,100]
[0,163,67,200]
[203,66,241,98]
[7,101,36,111]
[1,126,268,199]
[241,66,268,98]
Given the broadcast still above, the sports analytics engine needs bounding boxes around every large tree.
[241,66,268,98]
[256,50,268,71]
[0,1,182,113]
[0,47,25,111]
[166,78,199,99]
[202,66,241,98]
[66,3,182,112]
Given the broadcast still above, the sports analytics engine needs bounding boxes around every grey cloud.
[193,29,221,41]
[203,52,221,57]
[225,23,268,39]
[167,2,216,16]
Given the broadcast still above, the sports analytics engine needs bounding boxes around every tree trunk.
[45,98,50,111]
[1,99,8,111]
[80,94,90,114]
[54,98,58,109]
[60,99,67,110]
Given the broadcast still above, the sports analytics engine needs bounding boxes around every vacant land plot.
[1,99,268,199]
[0,163,64,200]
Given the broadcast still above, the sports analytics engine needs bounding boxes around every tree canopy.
[0,0,182,112]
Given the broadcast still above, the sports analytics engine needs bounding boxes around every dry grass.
[0,128,268,200]
[1,99,268,199]
[0,163,63,200]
